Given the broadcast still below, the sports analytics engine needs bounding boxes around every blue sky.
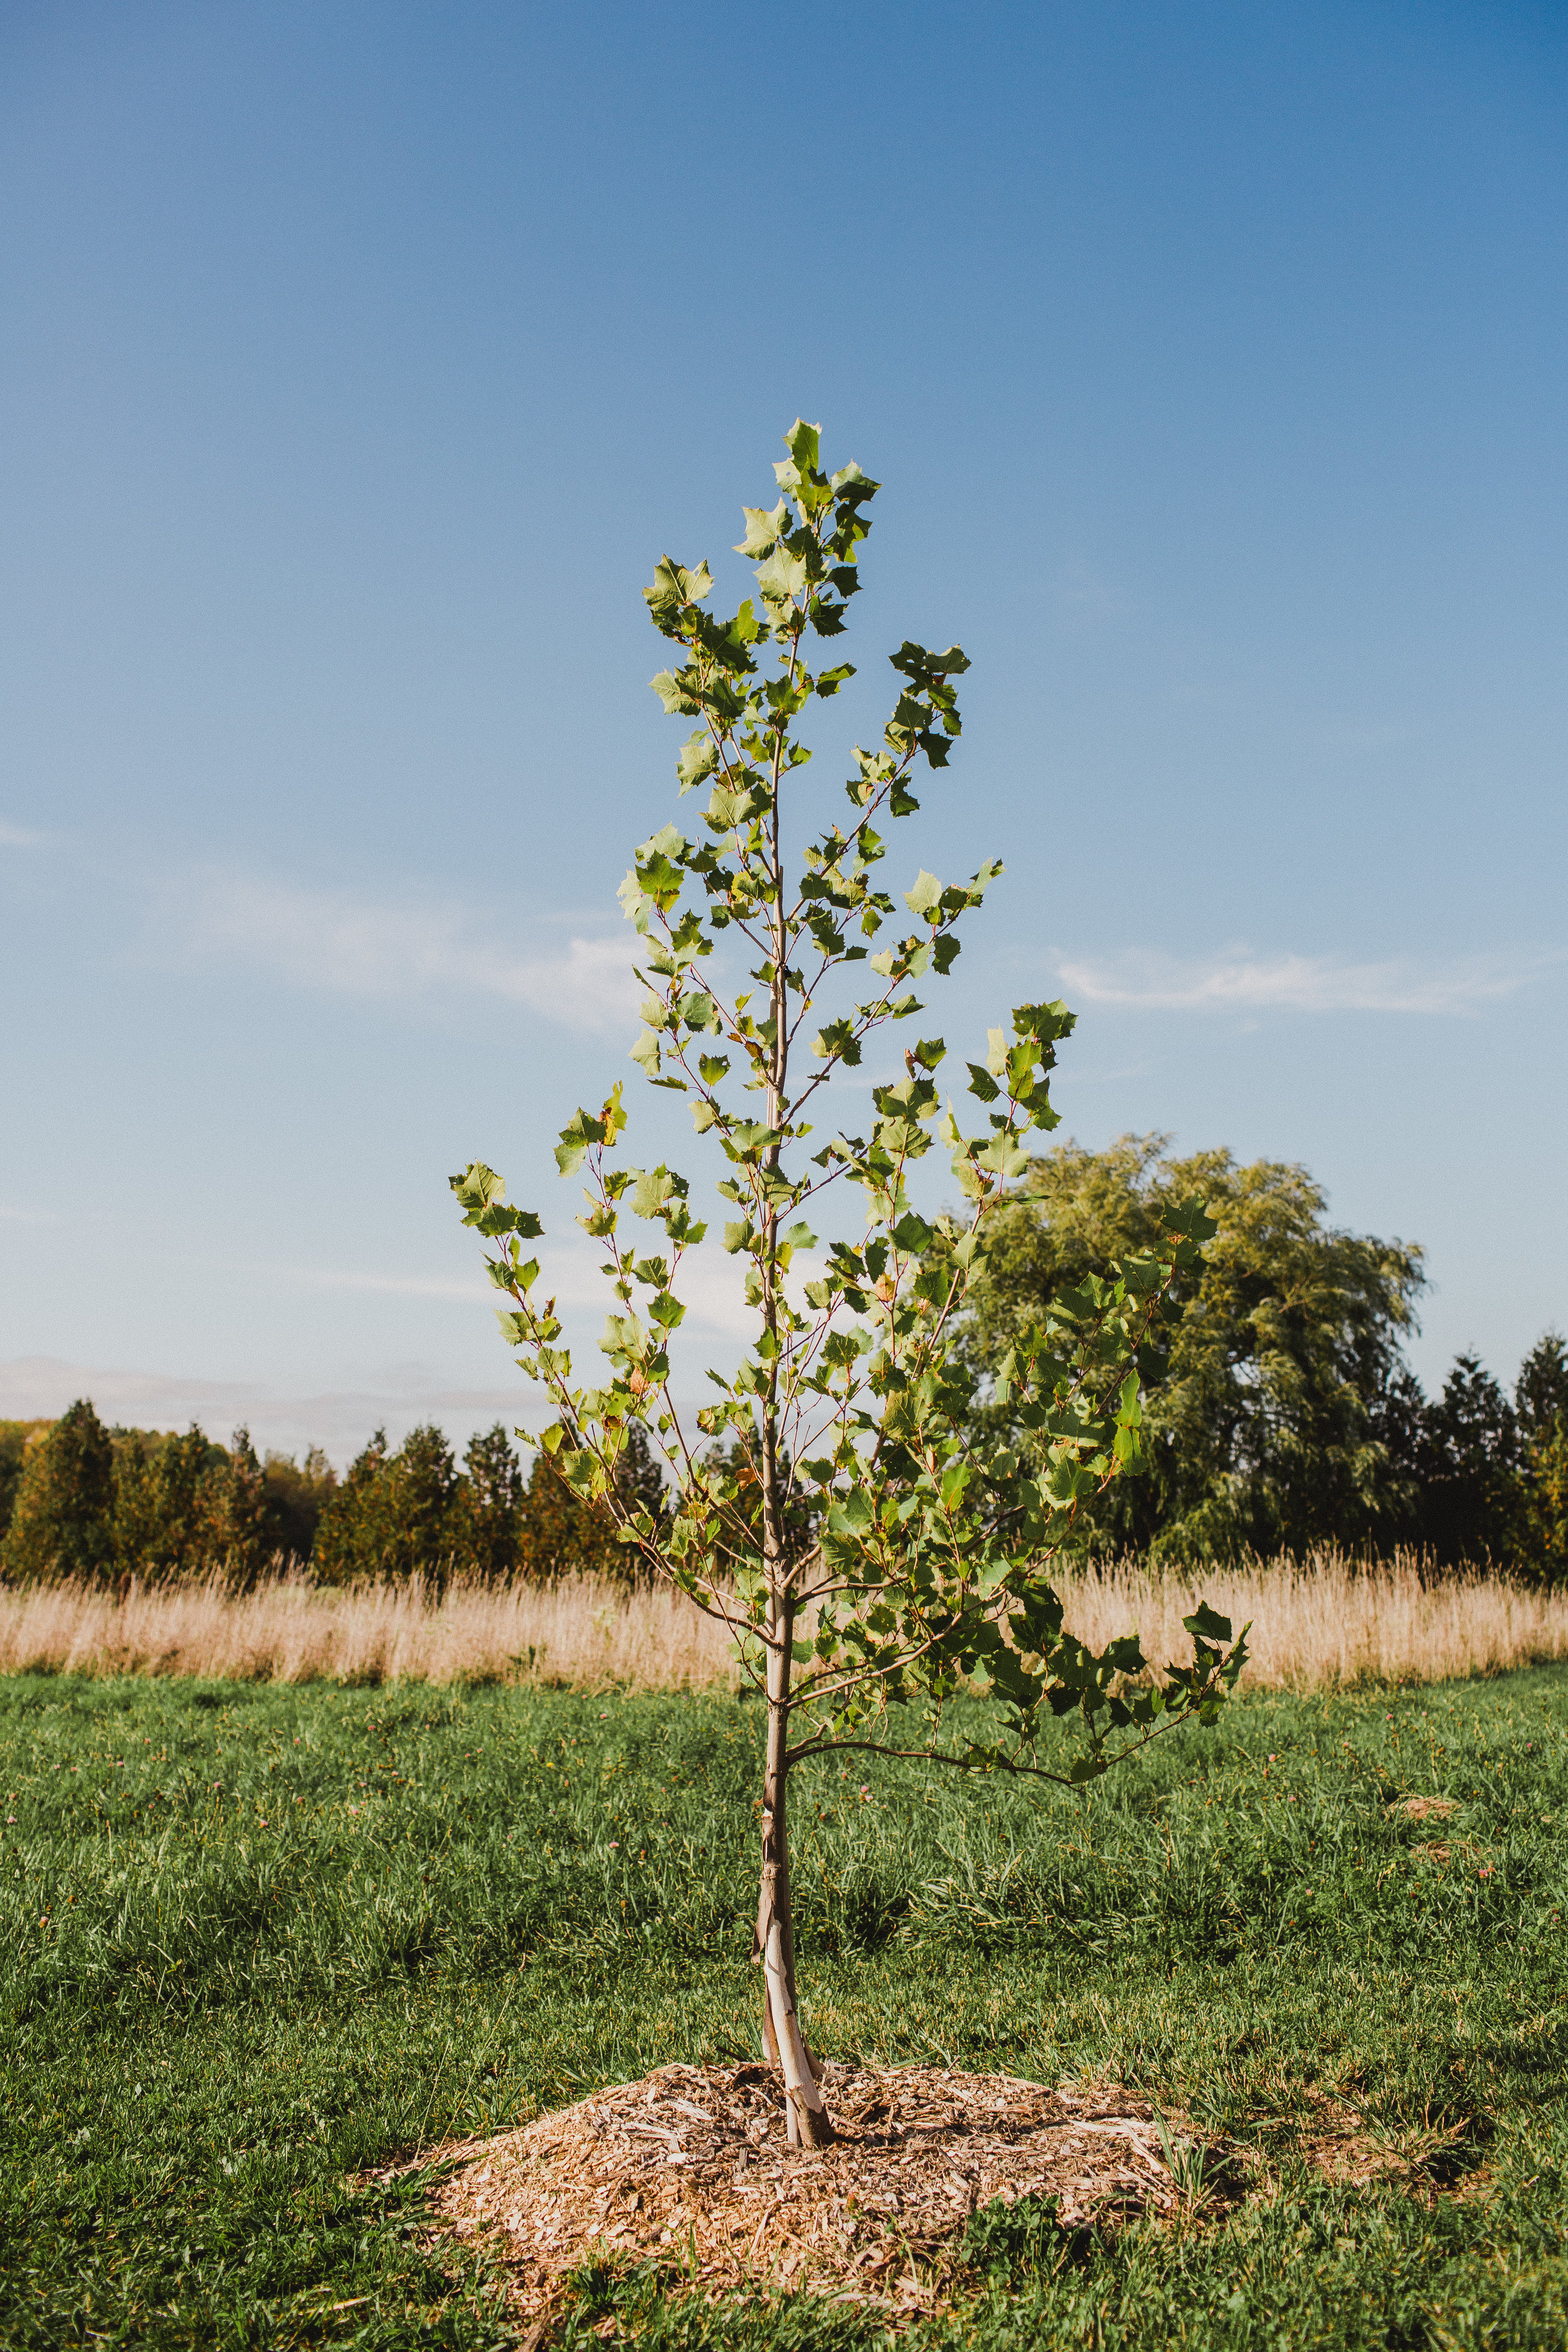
[1,0,1563,1459]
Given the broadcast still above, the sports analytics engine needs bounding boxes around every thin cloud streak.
[291,1268,492,1303]
[1056,946,1560,1016]
[163,869,640,1030]
[0,1354,527,1463]
[276,1244,805,1345]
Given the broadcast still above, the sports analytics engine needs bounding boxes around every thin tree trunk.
[755,1583,834,2146]
[750,626,832,2148]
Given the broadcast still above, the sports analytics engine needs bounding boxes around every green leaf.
[650,669,702,717]
[628,1029,662,1076]
[734,499,788,558]
[787,418,820,469]
[904,870,943,918]
[1183,1603,1234,1645]
[755,547,810,604]
[630,1166,678,1220]
[644,556,712,623]
[450,1163,546,1239]
[677,731,719,793]
[554,1108,607,1179]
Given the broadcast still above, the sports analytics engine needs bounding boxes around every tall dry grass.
[1054,1551,1568,1694]
[0,1553,1564,1695]
[0,1571,734,1691]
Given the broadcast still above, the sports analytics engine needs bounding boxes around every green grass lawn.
[3,1664,1565,2349]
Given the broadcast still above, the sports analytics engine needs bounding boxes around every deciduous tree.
[948,1133,1426,1560]
[453,423,1246,2144]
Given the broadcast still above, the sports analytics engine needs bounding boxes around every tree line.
[1,1134,1563,1587]
[0,1407,666,1587]
[949,1135,1566,1579]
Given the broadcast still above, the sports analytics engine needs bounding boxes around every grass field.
[3,1666,1566,2349]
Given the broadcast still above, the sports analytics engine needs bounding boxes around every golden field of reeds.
[0,1552,1564,1693]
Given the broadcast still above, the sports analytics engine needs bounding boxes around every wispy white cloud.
[0,1354,526,1463]
[0,1202,58,1225]
[1056,946,1560,1017]
[0,820,50,847]
[162,869,640,1030]
[289,1268,492,1303]
[279,1241,815,1348]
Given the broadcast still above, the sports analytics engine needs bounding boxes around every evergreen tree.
[384,1423,463,1582]
[312,1425,465,1584]
[462,1424,526,1581]
[1414,1353,1520,1566]
[312,1429,390,1584]
[114,1426,229,1581]
[1515,1332,1568,1583]
[0,1421,50,1544]
[0,1399,117,1581]
[1517,1331,1568,1448]
[259,1447,338,1561]
[211,1427,270,1587]
[517,1422,668,1581]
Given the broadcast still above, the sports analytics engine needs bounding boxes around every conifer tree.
[0,1399,117,1581]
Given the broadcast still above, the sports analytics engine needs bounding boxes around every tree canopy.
[948,1133,1426,1561]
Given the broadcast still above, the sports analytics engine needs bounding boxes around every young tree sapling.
[452,421,1248,2146]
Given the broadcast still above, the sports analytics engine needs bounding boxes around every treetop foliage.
[453,420,1249,1791]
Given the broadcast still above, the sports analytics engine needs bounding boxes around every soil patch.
[421,2062,1205,2319]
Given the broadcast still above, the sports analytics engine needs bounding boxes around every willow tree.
[453,421,1246,2146]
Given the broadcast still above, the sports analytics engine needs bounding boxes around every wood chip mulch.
[422,2062,1199,2318]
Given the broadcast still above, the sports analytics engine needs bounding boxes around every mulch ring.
[413,2062,1227,2321]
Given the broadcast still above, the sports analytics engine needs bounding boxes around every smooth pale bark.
[755,1584,834,2146]
[748,665,833,2148]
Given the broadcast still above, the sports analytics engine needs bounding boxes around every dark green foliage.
[1515,1333,1568,1584]
[1,1670,1565,2347]
[1,1410,342,1587]
[112,1422,232,1579]
[1517,1331,1568,1446]
[312,1422,667,1585]
[0,1398,118,1579]
[2,1407,669,1586]
[950,1136,1424,1562]
[1411,1354,1520,1567]
[260,1444,340,1562]
[951,1138,1566,1578]
[0,1419,50,1543]
[314,1425,465,1586]
[464,1422,526,1581]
